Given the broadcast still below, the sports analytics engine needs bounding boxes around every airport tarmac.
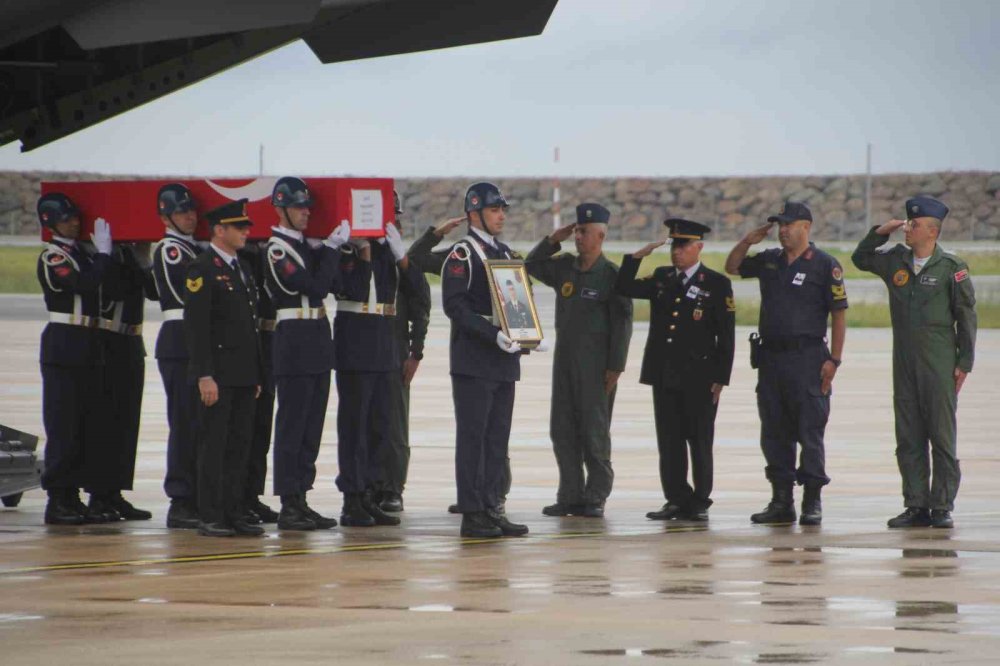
[1,312,999,665]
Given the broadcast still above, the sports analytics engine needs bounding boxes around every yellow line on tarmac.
[0,525,707,576]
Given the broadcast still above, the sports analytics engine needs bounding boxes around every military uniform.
[407,225,512,509]
[37,224,113,523]
[183,200,263,535]
[738,202,847,523]
[151,227,202,519]
[333,233,420,526]
[525,203,632,515]
[616,219,734,519]
[88,244,155,519]
[851,196,976,525]
[238,241,278,523]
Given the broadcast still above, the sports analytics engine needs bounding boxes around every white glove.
[306,238,323,249]
[534,338,550,352]
[324,220,351,250]
[91,217,112,255]
[496,330,521,354]
[384,223,406,261]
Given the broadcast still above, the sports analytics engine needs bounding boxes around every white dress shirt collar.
[470,225,497,249]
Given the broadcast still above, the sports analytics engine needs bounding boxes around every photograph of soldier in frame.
[486,260,543,348]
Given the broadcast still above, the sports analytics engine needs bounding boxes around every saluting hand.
[434,217,465,238]
[743,223,774,245]
[549,222,577,244]
[198,376,219,407]
[876,218,907,236]
[820,360,837,396]
[632,240,666,259]
[955,368,968,394]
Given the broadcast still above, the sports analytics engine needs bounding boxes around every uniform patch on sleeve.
[725,296,736,312]
[448,262,467,277]
[281,261,296,276]
[831,284,847,300]
[831,266,843,281]
[54,266,71,277]
[954,269,969,283]
[186,276,203,293]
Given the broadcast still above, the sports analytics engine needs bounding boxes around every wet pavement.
[2,318,999,664]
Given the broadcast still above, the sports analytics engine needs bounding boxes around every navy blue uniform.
[183,248,263,525]
[150,231,202,501]
[240,242,277,503]
[90,245,154,494]
[264,229,340,497]
[333,240,420,494]
[739,243,847,487]
[441,234,521,513]
[36,239,111,491]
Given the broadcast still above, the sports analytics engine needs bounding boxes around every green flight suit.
[851,227,977,511]
[526,239,633,506]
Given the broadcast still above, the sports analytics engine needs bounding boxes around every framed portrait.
[485,259,543,349]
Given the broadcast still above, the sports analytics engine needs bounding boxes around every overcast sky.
[0,0,997,178]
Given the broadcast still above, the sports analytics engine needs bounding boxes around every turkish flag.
[40,177,394,242]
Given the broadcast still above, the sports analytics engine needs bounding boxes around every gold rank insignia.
[725,296,736,312]
[561,281,574,297]
[831,284,846,300]
[892,269,909,287]
[186,276,203,293]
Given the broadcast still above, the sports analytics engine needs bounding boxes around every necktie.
[230,259,244,285]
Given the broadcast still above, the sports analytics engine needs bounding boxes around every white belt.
[48,313,100,328]
[336,301,396,316]
[276,306,328,321]
[162,309,184,321]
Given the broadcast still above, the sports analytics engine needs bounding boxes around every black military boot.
[447,503,461,514]
[799,484,823,526]
[460,511,502,538]
[300,494,338,529]
[380,491,404,513]
[930,509,953,529]
[106,493,152,521]
[486,506,529,536]
[582,503,605,518]
[887,507,931,528]
[646,503,686,520]
[751,484,796,524]
[542,502,584,517]
[166,498,201,529]
[87,493,122,522]
[248,497,279,524]
[340,493,376,527]
[277,494,316,531]
[230,514,265,536]
[362,490,401,526]
[44,489,85,525]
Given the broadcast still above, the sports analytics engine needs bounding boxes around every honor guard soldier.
[88,241,156,521]
[150,183,203,529]
[183,199,264,537]
[441,182,530,538]
[725,201,847,526]
[264,176,348,531]
[36,193,117,524]
[237,237,279,526]
[332,203,420,527]
[375,190,431,513]
[526,203,633,518]
[616,218,734,521]
[852,196,976,529]
[407,212,513,515]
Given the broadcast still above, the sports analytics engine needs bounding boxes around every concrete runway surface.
[1,311,999,665]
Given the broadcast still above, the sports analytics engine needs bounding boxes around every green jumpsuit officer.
[525,203,633,517]
[851,195,976,529]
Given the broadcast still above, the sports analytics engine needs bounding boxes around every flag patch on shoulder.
[954,269,969,283]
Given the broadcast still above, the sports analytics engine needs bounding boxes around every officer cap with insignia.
[157,183,196,216]
[205,198,253,228]
[271,176,312,208]
[767,200,813,225]
[37,192,79,228]
[664,218,711,245]
[905,195,948,222]
[576,203,610,225]
[464,182,509,213]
